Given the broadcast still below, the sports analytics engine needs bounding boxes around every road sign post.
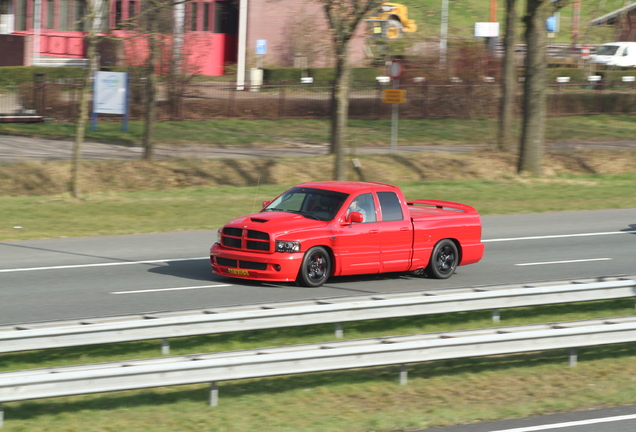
[387,60,405,154]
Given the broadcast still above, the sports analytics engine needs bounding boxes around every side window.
[377,191,404,221]
[347,193,376,223]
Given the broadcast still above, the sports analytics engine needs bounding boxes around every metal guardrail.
[1,277,635,355]
[2,315,636,422]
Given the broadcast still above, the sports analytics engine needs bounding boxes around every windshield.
[262,187,349,221]
[596,45,619,56]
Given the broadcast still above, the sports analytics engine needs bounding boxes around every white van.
[590,42,636,67]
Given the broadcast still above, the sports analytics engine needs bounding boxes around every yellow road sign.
[383,89,406,104]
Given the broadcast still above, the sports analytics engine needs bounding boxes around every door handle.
[400,227,410,231]
[369,229,380,234]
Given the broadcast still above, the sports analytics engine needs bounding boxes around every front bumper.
[210,243,304,282]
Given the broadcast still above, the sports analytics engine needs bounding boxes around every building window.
[128,0,136,24]
[203,2,210,31]
[46,0,54,29]
[114,0,123,28]
[190,2,197,31]
[58,0,68,30]
[74,0,86,31]
[214,0,237,34]
[0,0,11,14]
[16,0,26,30]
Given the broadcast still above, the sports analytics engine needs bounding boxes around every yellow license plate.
[228,268,249,276]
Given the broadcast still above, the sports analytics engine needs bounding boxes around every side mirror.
[262,200,271,209]
[346,212,364,224]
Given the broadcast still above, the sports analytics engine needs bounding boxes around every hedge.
[0,66,87,86]
[262,67,381,84]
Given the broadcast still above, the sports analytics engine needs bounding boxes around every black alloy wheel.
[298,246,331,287]
[425,239,458,279]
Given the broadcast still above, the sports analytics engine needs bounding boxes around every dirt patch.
[1,149,635,196]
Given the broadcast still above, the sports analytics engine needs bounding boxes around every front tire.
[297,247,331,287]
[385,19,403,40]
[425,239,458,279]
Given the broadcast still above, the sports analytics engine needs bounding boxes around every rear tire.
[425,239,458,279]
[297,247,331,287]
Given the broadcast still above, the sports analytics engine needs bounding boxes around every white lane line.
[485,412,636,431]
[111,284,232,294]
[0,257,209,273]
[484,230,636,243]
[516,258,612,267]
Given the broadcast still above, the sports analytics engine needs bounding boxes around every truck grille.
[221,227,270,252]
[216,257,267,271]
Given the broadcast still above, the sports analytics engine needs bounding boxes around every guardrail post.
[161,339,170,355]
[399,364,408,385]
[569,348,578,367]
[492,309,500,323]
[335,323,343,338]
[0,403,3,428]
[209,382,218,407]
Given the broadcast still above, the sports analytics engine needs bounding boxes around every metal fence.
[1,79,636,122]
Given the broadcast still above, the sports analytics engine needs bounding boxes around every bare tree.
[496,0,518,152]
[320,0,382,180]
[118,0,195,160]
[70,0,105,198]
[517,0,568,175]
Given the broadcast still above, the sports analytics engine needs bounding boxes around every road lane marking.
[484,230,636,242]
[1,230,634,273]
[0,257,209,273]
[111,284,232,294]
[516,258,612,266]
[486,412,636,431]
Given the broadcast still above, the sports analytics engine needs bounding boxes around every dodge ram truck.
[210,181,484,287]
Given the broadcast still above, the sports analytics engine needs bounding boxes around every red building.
[0,0,367,75]
[0,0,239,75]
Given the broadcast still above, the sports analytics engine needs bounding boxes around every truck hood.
[225,211,329,235]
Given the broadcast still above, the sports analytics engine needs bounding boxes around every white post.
[173,2,185,74]
[33,0,42,66]
[440,0,448,67]
[161,338,170,355]
[334,322,343,338]
[399,364,408,385]
[569,348,578,367]
[209,382,219,406]
[236,0,249,91]
[492,308,500,323]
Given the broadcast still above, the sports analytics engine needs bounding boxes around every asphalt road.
[420,405,636,432]
[3,135,636,162]
[1,208,634,325]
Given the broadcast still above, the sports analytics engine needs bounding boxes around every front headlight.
[276,240,301,253]
[216,229,222,244]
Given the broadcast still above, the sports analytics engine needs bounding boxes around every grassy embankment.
[1,116,636,431]
[2,116,636,241]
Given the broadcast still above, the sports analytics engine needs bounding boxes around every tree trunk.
[70,0,101,198]
[143,20,158,161]
[331,46,350,181]
[517,0,552,175]
[496,0,518,152]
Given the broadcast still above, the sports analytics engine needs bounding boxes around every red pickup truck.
[210,181,484,287]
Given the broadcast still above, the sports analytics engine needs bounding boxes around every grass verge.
[2,173,636,241]
[1,115,636,147]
